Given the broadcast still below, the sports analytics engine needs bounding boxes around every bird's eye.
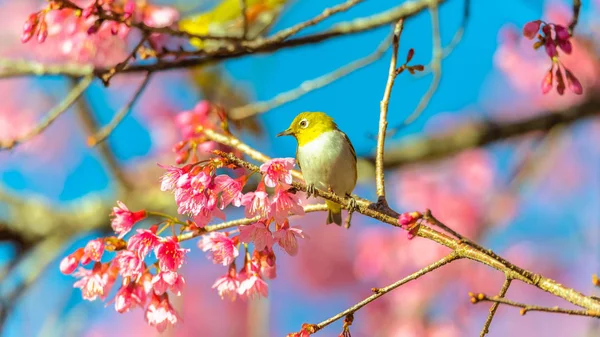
[299,119,309,128]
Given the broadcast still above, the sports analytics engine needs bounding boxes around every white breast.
[297,130,357,196]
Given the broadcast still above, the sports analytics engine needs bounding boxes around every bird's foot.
[306,183,316,199]
[344,193,358,229]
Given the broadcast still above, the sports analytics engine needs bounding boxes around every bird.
[277,112,357,226]
[178,0,288,49]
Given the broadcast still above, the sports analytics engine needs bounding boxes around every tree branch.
[471,293,600,318]
[73,87,130,189]
[401,2,442,125]
[178,204,328,242]
[375,19,404,200]
[0,75,93,150]
[311,252,459,333]
[3,0,445,79]
[568,0,581,35]
[229,34,391,120]
[88,72,152,146]
[377,94,600,168]
[480,278,513,337]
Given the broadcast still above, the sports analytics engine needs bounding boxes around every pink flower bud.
[557,39,572,54]
[21,30,34,43]
[124,1,135,19]
[555,67,565,95]
[398,211,422,228]
[554,25,570,41]
[544,38,557,58]
[82,5,95,19]
[36,21,48,43]
[541,68,553,94]
[110,22,120,35]
[60,248,84,274]
[522,20,541,40]
[565,69,583,95]
[87,23,100,35]
[406,48,415,62]
[175,150,190,164]
[23,13,38,34]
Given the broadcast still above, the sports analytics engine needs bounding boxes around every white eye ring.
[299,119,309,128]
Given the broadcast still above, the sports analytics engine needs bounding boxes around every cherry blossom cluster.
[522,20,582,95]
[21,0,178,63]
[163,156,307,301]
[59,138,307,331]
[172,101,231,165]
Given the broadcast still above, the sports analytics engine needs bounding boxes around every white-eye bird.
[277,112,357,226]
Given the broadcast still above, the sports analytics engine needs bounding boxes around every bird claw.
[306,183,316,199]
[344,194,358,229]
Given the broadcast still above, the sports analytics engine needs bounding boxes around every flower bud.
[565,69,583,95]
[541,67,553,94]
[522,20,541,40]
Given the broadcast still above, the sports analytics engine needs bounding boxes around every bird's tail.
[325,200,342,226]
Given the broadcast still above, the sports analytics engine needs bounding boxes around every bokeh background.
[1,0,600,336]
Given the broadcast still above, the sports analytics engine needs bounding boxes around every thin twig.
[472,293,600,318]
[401,2,442,125]
[480,278,513,337]
[73,84,130,189]
[416,0,469,77]
[88,73,152,146]
[569,0,581,35]
[178,204,328,242]
[240,0,249,39]
[264,0,364,44]
[100,35,148,86]
[202,128,304,181]
[310,253,459,333]
[0,75,93,150]
[375,19,404,200]
[229,34,391,120]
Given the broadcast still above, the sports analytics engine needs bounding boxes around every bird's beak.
[277,128,293,137]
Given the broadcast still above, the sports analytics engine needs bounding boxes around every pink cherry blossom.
[212,265,241,301]
[238,222,274,251]
[158,164,191,192]
[114,283,146,313]
[254,249,277,279]
[127,228,160,259]
[152,271,186,296]
[238,271,269,299]
[154,236,189,272]
[215,174,246,208]
[274,223,306,256]
[81,238,104,264]
[175,101,211,139]
[198,232,239,266]
[173,170,226,226]
[110,201,146,238]
[271,187,305,222]
[73,265,115,301]
[115,250,144,280]
[145,294,180,332]
[242,187,271,219]
[259,158,295,187]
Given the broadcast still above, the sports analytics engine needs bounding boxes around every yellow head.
[277,112,338,146]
